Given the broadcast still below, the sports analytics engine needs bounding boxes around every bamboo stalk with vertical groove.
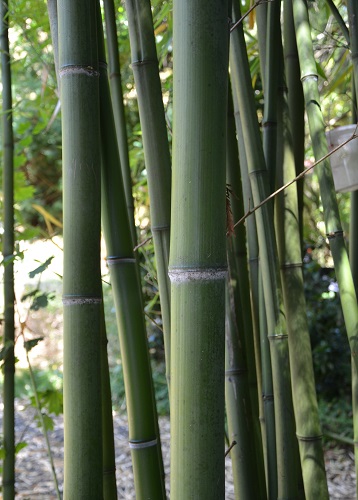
[58,1,103,497]
[292,0,358,375]
[169,0,229,497]
[125,0,172,385]
[230,1,298,497]
[1,0,15,497]
[103,0,136,246]
[96,7,166,497]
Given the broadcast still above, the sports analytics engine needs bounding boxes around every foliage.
[304,252,351,398]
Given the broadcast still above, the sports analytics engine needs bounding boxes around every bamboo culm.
[1,0,15,497]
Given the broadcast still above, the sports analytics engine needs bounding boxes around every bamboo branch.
[230,0,273,33]
[232,126,358,230]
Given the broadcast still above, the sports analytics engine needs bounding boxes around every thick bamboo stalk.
[275,71,329,499]
[125,0,172,384]
[96,9,166,497]
[292,0,358,375]
[58,1,103,497]
[230,1,298,497]
[103,0,136,246]
[169,0,229,496]
[1,1,15,497]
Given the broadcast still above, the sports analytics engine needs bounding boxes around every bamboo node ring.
[296,434,323,442]
[326,230,344,240]
[168,267,227,283]
[62,296,102,306]
[129,438,158,450]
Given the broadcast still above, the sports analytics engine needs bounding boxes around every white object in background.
[326,124,358,193]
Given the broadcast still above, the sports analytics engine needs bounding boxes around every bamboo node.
[59,65,99,78]
[268,334,288,341]
[129,438,158,450]
[62,296,102,306]
[326,230,344,240]
[225,368,247,376]
[296,433,323,442]
[106,257,136,265]
[168,267,227,283]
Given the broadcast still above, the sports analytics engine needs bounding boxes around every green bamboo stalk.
[103,0,136,246]
[275,67,329,499]
[225,281,262,499]
[258,273,277,497]
[125,0,172,385]
[326,0,350,45]
[230,1,298,497]
[169,0,229,496]
[231,91,273,495]
[292,0,358,375]
[58,2,103,497]
[283,0,305,246]
[100,303,118,500]
[262,0,281,191]
[1,1,15,497]
[96,8,166,497]
[347,3,358,494]
[226,91,266,498]
[47,5,118,495]
[225,92,266,498]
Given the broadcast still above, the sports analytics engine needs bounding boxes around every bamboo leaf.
[24,337,44,352]
[28,256,54,278]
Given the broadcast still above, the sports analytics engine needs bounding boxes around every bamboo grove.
[1,0,358,498]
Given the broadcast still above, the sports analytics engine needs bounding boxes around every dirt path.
[1,400,354,499]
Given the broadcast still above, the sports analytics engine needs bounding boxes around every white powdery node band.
[168,268,227,284]
[59,65,100,78]
[62,297,102,306]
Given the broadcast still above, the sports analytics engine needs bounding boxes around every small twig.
[232,129,358,230]
[133,235,153,252]
[225,440,237,457]
[144,311,164,334]
[230,0,273,33]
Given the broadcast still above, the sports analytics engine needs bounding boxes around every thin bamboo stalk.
[283,0,305,246]
[226,113,265,500]
[347,3,358,493]
[100,304,118,500]
[225,281,262,499]
[169,0,229,496]
[262,0,281,191]
[103,0,136,246]
[125,0,172,385]
[96,8,166,497]
[292,0,358,375]
[1,1,15,497]
[58,0,103,496]
[230,1,298,497]
[275,65,329,499]
[226,92,266,498]
[231,89,273,496]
